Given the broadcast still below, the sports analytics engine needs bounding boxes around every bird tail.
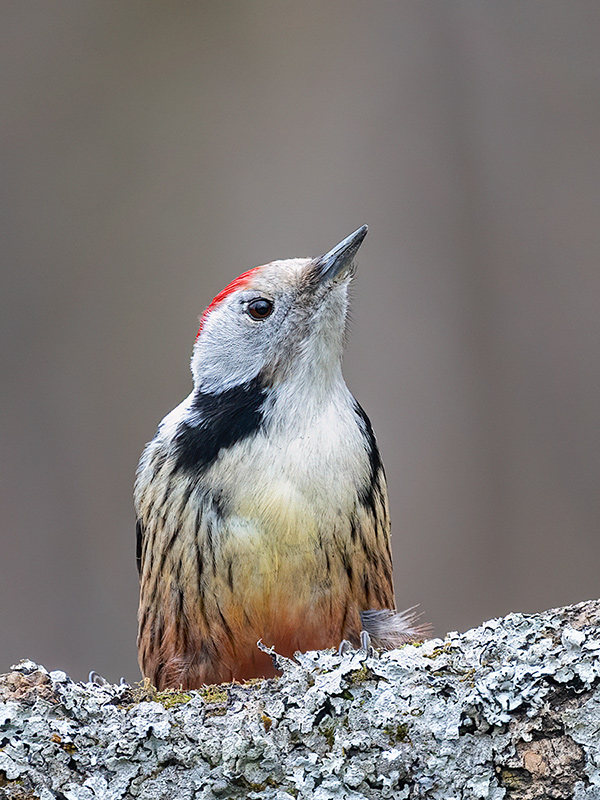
[360,606,431,649]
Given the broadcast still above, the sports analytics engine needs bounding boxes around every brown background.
[2,2,599,682]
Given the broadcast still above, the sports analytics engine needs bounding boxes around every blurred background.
[2,2,599,682]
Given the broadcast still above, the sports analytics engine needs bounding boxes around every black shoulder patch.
[173,373,267,474]
[352,398,385,516]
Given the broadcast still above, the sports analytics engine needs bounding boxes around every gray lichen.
[1,599,600,799]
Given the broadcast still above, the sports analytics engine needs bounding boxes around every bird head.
[191,226,368,395]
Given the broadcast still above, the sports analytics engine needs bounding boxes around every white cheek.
[191,308,267,392]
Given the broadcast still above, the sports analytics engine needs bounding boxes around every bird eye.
[247,298,273,320]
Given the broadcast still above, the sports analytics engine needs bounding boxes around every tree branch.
[1,599,600,799]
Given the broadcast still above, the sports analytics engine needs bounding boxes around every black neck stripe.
[352,398,385,515]
[173,373,267,474]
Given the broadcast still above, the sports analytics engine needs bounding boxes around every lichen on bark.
[1,599,600,799]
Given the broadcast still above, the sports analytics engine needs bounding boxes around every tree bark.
[1,599,600,799]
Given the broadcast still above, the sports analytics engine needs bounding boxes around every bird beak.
[315,225,368,284]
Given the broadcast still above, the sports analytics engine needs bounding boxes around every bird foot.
[88,670,128,687]
[338,630,376,658]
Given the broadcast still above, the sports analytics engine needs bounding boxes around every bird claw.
[338,639,353,656]
[360,629,373,653]
[360,629,377,657]
[88,670,110,686]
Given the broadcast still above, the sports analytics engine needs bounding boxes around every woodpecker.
[135,226,426,690]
